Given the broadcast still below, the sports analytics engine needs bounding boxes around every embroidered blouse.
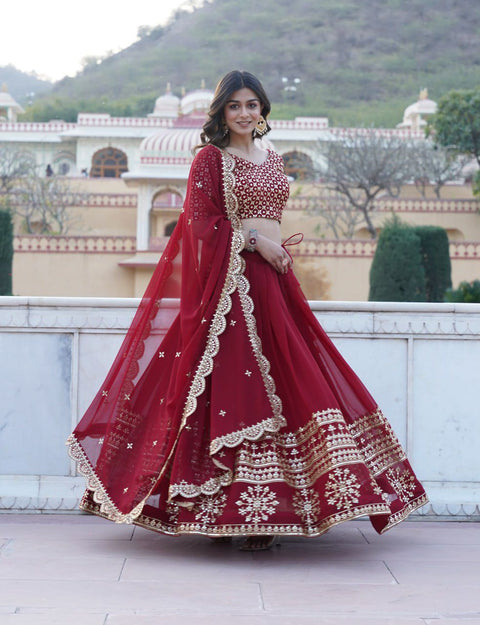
[231,150,290,223]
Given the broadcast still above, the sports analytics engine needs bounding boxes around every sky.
[1,0,187,82]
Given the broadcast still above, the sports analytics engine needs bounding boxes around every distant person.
[67,70,428,551]
[45,164,53,177]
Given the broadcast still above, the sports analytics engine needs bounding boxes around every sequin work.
[69,143,428,539]
[232,150,290,222]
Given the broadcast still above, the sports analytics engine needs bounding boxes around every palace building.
[1,85,478,300]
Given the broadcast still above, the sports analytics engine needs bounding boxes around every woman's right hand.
[254,234,292,274]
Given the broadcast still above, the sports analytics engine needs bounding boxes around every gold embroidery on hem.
[81,491,425,539]
[169,469,233,499]
[379,492,429,533]
[210,416,286,455]
[233,408,364,489]
[66,434,144,524]
[132,502,392,537]
[347,409,408,476]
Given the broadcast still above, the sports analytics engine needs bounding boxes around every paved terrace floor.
[0,514,479,625]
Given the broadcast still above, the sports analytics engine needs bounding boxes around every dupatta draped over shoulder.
[67,145,286,522]
[68,144,428,536]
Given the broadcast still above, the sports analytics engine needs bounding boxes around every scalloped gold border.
[168,151,288,499]
[69,148,288,516]
[210,150,286,451]
[66,434,145,523]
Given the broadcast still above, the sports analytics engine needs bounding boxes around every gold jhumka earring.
[254,116,268,137]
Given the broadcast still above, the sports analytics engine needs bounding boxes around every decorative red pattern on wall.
[287,197,480,214]
[290,238,480,260]
[3,192,137,209]
[82,194,137,208]
[270,119,329,130]
[13,236,479,259]
[14,236,137,253]
[76,115,174,128]
[140,156,191,165]
[0,122,76,132]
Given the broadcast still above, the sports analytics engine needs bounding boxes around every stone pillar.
[136,185,154,250]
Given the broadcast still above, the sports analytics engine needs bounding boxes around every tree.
[0,208,13,295]
[0,146,86,234]
[321,131,416,239]
[413,226,452,302]
[412,142,468,199]
[0,146,35,192]
[428,88,480,166]
[13,173,85,234]
[369,217,426,302]
[369,219,452,302]
[305,187,365,239]
[445,280,480,303]
[473,171,480,197]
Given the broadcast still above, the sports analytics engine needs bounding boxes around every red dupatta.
[67,144,285,522]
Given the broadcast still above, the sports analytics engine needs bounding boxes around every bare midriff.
[241,217,281,246]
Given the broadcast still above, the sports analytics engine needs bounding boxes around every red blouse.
[232,150,290,223]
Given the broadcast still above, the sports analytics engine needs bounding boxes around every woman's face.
[223,87,262,139]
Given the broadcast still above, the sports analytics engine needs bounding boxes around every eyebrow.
[226,98,260,104]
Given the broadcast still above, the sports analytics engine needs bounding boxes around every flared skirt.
[80,252,428,536]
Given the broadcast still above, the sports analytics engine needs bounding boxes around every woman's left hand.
[254,235,292,274]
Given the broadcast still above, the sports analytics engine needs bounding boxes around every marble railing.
[0,297,479,519]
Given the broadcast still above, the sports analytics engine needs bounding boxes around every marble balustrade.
[0,296,479,519]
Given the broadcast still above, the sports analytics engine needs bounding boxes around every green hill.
[23,0,480,127]
[0,65,52,105]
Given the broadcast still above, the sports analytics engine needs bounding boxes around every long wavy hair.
[196,70,272,151]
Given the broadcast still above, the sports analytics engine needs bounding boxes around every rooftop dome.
[150,83,180,119]
[140,128,202,165]
[180,82,214,116]
[0,84,25,122]
[397,88,437,130]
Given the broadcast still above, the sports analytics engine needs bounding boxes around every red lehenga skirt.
[78,250,428,537]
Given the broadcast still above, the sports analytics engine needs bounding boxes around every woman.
[67,71,427,551]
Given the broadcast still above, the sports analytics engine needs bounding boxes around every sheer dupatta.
[67,145,285,522]
[67,146,231,520]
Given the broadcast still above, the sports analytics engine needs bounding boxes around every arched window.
[152,191,183,210]
[149,190,183,249]
[282,151,314,181]
[90,147,128,178]
[164,220,178,236]
[58,162,70,175]
[53,150,75,176]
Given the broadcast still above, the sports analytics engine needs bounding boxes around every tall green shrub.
[445,280,480,303]
[0,209,13,296]
[413,226,452,302]
[369,217,426,301]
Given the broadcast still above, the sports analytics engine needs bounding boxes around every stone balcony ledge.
[1,296,479,519]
